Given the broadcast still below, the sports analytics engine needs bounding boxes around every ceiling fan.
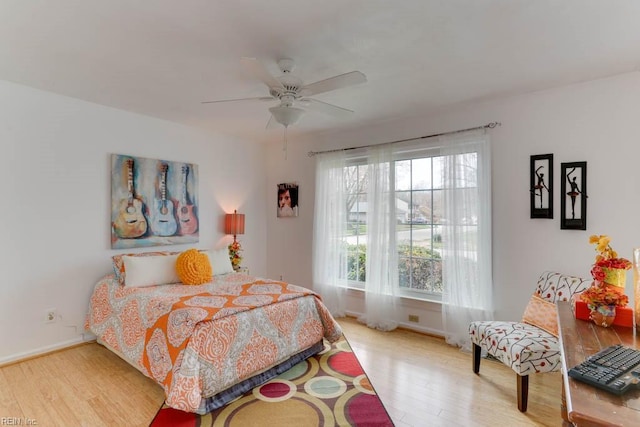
[202,57,367,129]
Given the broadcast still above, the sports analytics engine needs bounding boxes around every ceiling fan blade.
[302,71,366,96]
[201,96,273,104]
[299,98,354,118]
[241,57,284,90]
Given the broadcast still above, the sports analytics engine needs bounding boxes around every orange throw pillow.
[522,292,558,337]
[176,249,212,285]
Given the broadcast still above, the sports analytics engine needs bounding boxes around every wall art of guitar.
[150,163,178,236]
[176,165,198,235]
[113,159,148,239]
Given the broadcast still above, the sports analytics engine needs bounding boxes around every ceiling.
[1,1,639,145]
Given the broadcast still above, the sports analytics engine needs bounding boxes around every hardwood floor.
[0,317,562,426]
[0,340,164,426]
[339,318,562,427]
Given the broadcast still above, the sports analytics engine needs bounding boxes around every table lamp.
[225,210,245,271]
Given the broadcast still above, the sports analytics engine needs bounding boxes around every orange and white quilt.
[86,273,342,413]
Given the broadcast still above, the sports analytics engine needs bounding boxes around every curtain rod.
[307,121,501,157]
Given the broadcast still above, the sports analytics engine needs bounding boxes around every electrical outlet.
[45,308,57,324]
[408,314,419,323]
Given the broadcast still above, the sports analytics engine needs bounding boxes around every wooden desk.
[557,301,640,426]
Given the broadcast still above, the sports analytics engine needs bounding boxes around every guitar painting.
[113,159,148,239]
[111,154,199,248]
[150,163,178,236]
[176,165,198,235]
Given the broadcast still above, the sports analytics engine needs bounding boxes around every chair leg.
[472,343,481,373]
[517,374,529,412]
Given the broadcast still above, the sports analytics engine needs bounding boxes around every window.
[343,150,479,300]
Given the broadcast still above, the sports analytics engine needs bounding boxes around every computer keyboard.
[568,344,640,395]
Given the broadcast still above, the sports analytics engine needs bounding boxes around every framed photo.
[530,154,553,219]
[560,161,587,230]
[277,183,299,218]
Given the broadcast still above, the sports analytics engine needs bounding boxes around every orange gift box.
[573,299,634,327]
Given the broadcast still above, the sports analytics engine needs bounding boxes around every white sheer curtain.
[312,151,348,317]
[358,144,399,331]
[440,130,493,350]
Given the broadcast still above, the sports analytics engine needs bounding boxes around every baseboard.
[344,310,445,338]
[0,335,96,368]
[397,321,444,338]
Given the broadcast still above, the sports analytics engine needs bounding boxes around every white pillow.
[203,249,235,275]
[122,254,181,287]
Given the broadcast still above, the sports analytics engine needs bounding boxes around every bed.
[86,250,342,414]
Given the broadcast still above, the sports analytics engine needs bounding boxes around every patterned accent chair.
[469,271,591,412]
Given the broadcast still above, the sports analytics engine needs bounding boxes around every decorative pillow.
[112,251,179,286]
[202,249,235,275]
[176,249,212,285]
[121,254,181,287]
[522,292,559,337]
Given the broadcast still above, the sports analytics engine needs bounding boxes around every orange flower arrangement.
[580,283,628,308]
[581,235,630,308]
[588,234,632,283]
[228,240,243,271]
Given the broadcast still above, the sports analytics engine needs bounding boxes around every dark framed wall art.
[560,161,587,230]
[530,154,553,219]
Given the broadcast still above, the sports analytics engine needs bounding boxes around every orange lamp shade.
[224,210,245,239]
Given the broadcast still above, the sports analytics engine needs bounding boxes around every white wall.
[4,70,638,362]
[266,72,640,333]
[0,80,268,363]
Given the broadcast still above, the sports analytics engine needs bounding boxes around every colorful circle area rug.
[150,336,394,426]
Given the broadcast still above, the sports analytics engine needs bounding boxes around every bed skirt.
[198,339,325,414]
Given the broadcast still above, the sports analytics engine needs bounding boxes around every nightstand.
[236,267,250,274]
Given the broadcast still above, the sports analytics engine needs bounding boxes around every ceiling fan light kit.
[202,57,367,130]
[269,104,305,127]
